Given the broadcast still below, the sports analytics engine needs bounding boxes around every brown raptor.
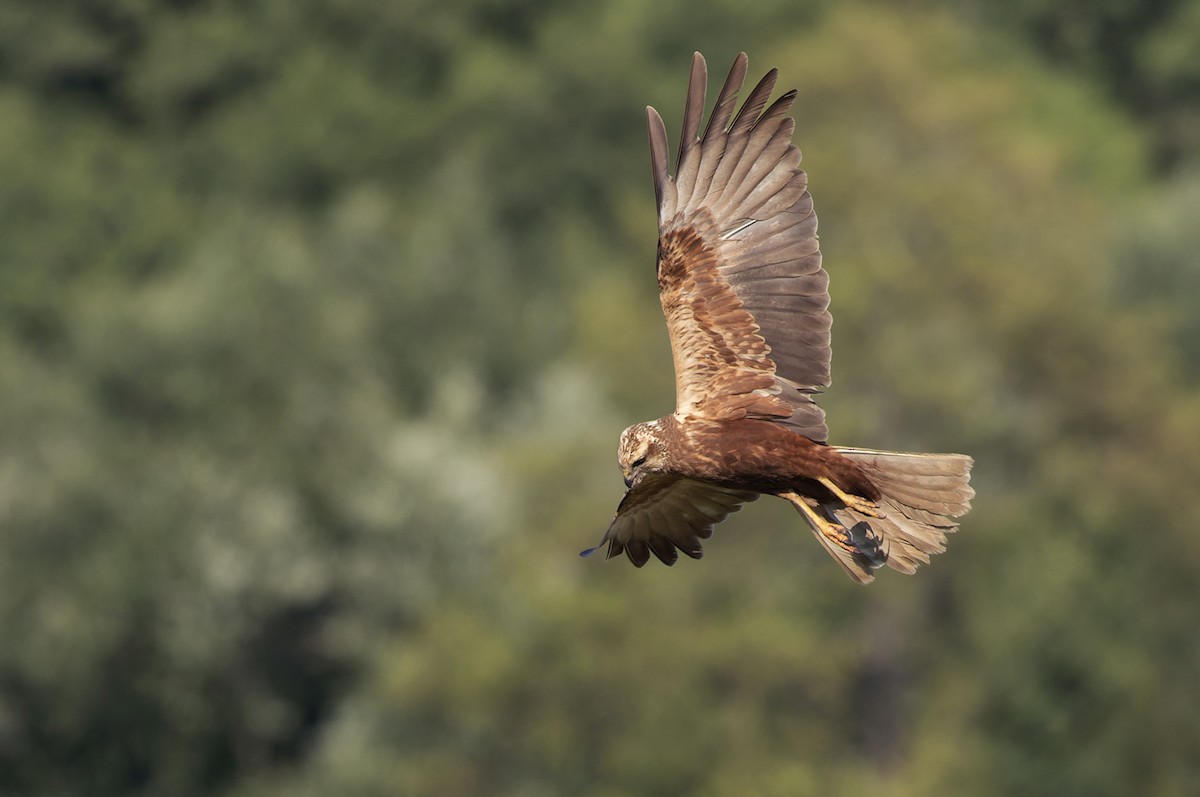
[582,53,974,582]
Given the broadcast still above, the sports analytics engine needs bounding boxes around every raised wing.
[580,474,758,566]
[648,52,831,442]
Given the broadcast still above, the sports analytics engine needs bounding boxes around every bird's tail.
[822,448,975,583]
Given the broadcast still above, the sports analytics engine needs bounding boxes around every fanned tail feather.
[827,448,974,582]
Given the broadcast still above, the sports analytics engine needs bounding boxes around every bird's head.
[617,420,666,488]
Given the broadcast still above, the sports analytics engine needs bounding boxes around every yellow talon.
[818,477,885,518]
[780,491,859,554]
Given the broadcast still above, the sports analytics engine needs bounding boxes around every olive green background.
[2,1,1199,794]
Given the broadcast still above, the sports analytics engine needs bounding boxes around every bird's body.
[583,52,974,582]
[627,415,877,500]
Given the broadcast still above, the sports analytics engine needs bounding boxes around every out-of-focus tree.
[227,6,1198,797]
[957,0,1200,170]
[1,1,1198,796]
[1117,174,1200,380]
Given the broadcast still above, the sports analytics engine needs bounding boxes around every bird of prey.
[581,52,974,583]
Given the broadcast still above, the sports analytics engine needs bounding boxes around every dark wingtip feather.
[648,536,680,566]
[729,67,779,136]
[702,52,750,142]
[646,105,669,211]
[625,540,651,567]
[675,52,708,174]
[765,88,798,118]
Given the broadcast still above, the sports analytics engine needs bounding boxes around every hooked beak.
[623,469,633,488]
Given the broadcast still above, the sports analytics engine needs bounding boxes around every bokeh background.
[2,1,1200,795]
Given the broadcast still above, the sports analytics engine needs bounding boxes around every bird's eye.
[632,455,647,468]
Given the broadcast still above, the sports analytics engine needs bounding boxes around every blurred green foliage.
[1,1,1199,795]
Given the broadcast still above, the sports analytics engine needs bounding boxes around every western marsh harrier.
[582,53,974,583]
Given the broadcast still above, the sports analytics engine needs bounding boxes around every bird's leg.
[779,491,859,555]
[818,477,885,518]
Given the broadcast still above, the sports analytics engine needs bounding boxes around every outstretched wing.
[581,474,758,566]
[649,52,831,442]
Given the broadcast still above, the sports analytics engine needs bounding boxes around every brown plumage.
[581,53,974,583]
